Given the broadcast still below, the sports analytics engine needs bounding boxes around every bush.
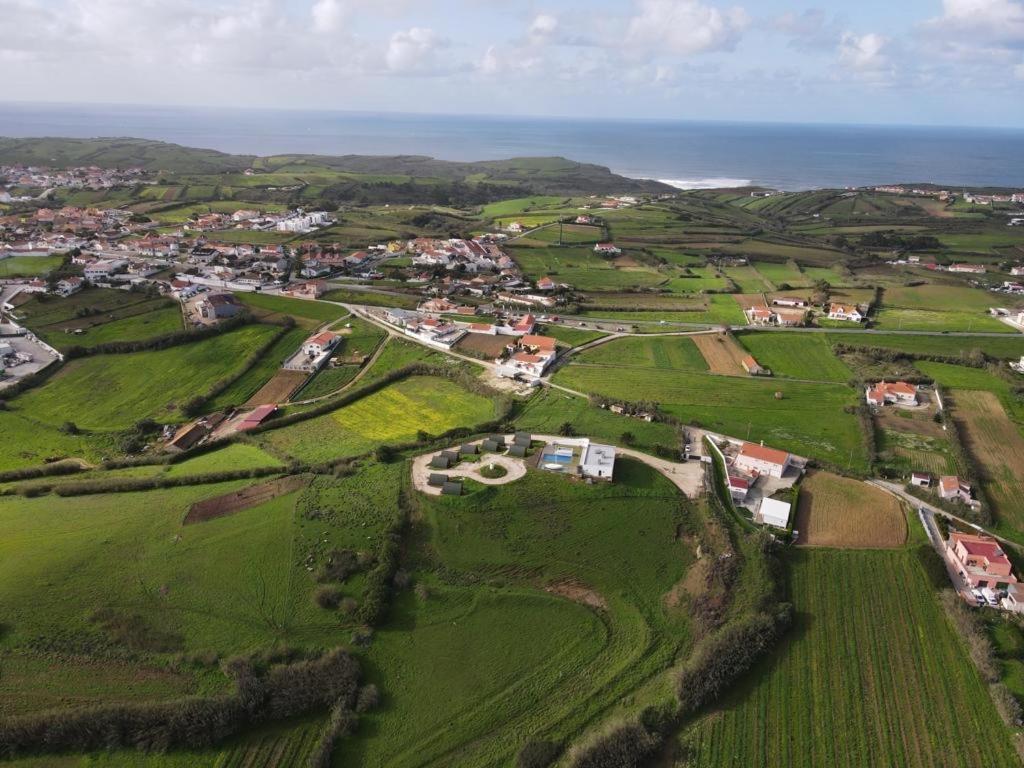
[567,720,661,768]
[517,739,563,768]
[318,549,361,583]
[0,648,360,760]
[314,586,344,610]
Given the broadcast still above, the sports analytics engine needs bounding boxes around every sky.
[3,0,1024,127]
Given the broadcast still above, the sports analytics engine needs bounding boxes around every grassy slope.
[12,324,278,429]
[737,332,853,382]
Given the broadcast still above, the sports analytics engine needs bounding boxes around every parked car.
[982,587,1000,606]
[971,588,986,606]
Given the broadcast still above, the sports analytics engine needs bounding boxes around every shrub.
[517,739,563,768]
[567,720,661,768]
[307,703,357,768]
[318,549,361,583]
[314,586,344,610]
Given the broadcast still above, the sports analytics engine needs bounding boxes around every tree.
[59,421,80,435]
[374,445,396,463]
[620,431,635,446]
[557,421,576,437]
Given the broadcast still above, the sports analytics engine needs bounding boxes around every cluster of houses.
[723,441,801,529]
[963,192,1024,205]
[944,530,1024,612]
[741,297,866,326]
[0,164,147,197]
[872,185,954,200]
[181,208,332,235]
[495,334,558,381]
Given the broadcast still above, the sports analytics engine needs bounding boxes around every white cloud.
[312,0,346,33]
[838,31,889,71]
[772,8,841,50]
[385,27,445,73]
[625,0,749,56]
[923,0,1024,48]
[529,13,559,44]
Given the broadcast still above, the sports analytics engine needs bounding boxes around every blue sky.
[3,0,1023,126]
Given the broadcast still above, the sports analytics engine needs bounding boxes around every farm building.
[741,355,769,376]
[168,422,210,452]
[772,297,808,308]
[911,472,931,487]
[946,532,1017,590]
[865,381,917,407]
[757,497,792,529]
[238,404,278,431]
[746,307,776,326]
[734,442,791,479]
[939,475,973,503]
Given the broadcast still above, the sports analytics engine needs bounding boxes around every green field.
[41,305,185,349]
[737,332,853,382]
[350,459,694,766]
[261,375,497,463]
[510,246,666,291]
[681,548,1019,767]
[0,255,64,277]
[235,292,349,323]
[555,363,867,469]
[12,324,278,430]
[206,325,309,409]
[571,335,709,371]
[321,288,420,309]
[826,332,1024,360]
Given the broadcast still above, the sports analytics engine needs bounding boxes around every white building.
[827,303,864,322]
[580,440,616,480]
[733,442,791,479]
[83,258,127,282]
[758,497,792,528]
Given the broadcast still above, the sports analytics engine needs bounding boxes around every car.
[617,326,626,331]
[982,587,1000,606]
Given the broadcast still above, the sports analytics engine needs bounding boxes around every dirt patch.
[692,333,747,375]
[545,580,607,611]
[795,470,907,548]
[455,333,509,358]
[732,293,767,309]
[612,255,641,268]
[184,474,309,525]
[874,408,945,439]
[245,369,309,406]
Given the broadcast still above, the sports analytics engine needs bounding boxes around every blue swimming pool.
[541,452,573,464]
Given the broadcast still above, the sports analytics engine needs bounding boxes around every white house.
[83,258,127,282]
[758,497,792,528]
[593,242,621,255]
[827,303,864,322]
[54,276,83,297]
[865,381,918,407]
[734,442,791,479]
[580,440,616,480]
[302,331,338,357]
[283,331,339,373]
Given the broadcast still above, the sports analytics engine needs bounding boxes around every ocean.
[2,102,1023,191]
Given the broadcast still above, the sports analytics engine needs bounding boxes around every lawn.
[12,324,278,430]
[205,326,308,410]
[736,332,853,382]
[535,324,606,347]
[680,548,1020,768]
[873,307,1013,333]
[554,363,867,470]
[0,409,110,472]
[261,375,497,463]
[320,288,420,310]
[163,443,283,477]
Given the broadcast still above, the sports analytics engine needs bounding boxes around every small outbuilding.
[441,481,463,496]
[489,434,507,447]
[441,450,461,464]
[508,444,528,458]
[758,497,792,529]
[481,438,502,452]
[428,473,448,487]
[460,443,479,455]
[430,455,452,469]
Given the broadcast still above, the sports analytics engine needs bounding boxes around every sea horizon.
[2,101,1023,191]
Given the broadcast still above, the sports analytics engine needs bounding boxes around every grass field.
[572,335,708,371]
[235,292,349,324]
[826,332,1024,360]
[321,288,420,310]
[348,459,694,767]
[555,362,867,469]
[12,324,278,430]
[873,307,1013,333]
[0,254,64,277]
[950,389,1024,534]
[737,332,853,382]
[40,305,184,349]
[206,326,308,409]
[794,471,907,547]
[0,409,109,472]
[261,375,496,463]
[510,246,666,291]
[680,548,1020,767]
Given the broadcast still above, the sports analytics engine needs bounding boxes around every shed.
[430,455,452,469]
[441,450,460,464]
[460,443,479,455]
[758,497,792,529]
[428,473,448,487]
[441,481,463,496]
[508,444,528,458]
[489,434,507,447]
[513,432,532,447]
[481,439,501,452]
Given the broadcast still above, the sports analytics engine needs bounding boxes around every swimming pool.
[541,451,573,464]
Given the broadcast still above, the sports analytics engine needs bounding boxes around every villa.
[865,381,918,407]
[947,532,1017,590]
[734,442,791,479]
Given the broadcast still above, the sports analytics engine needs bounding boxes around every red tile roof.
[738,442,790,467]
